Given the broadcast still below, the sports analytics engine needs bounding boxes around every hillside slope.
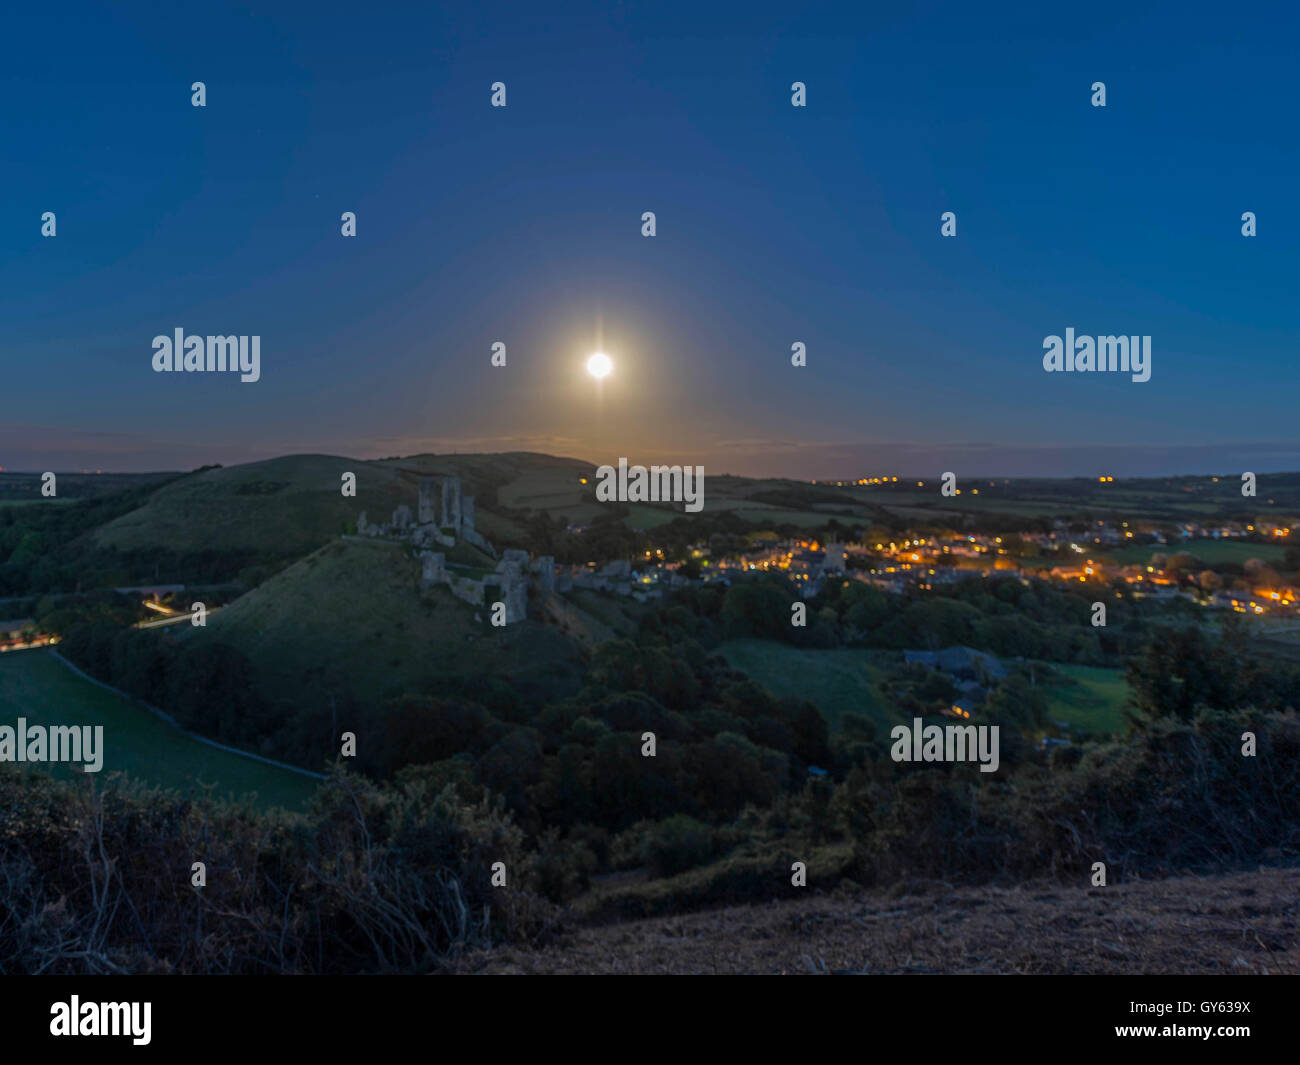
[91,454,412,554]
[89,451,602,555]
[452,866,1300,975]
[183,537,585,709]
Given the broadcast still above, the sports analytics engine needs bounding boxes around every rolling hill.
[83,452,1300,571]
[178,536,586,711]
[89,451,600,555]
[91,454,413,554]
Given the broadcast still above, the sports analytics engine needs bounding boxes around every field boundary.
[46,649,327,782]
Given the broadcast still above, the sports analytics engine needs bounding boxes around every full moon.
[586,352,613,379]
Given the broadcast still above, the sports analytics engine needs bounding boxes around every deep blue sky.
[2,1,1297,477]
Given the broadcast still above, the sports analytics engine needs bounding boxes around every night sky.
[3,2,1297,477]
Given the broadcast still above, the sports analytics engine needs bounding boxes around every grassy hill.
[85,453,1300,565]
[183,537,585,711]
[89,451,600,556]
[718,639,893,734]
[0,650,318,810]
[92,454,414,554]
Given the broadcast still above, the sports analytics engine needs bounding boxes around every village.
[557,513,1300,619]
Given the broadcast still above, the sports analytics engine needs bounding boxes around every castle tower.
[498,560,528,623]
[461,495,475,535]
[532,555,555,597]
[441,476,462,534]
[825,543,846,574]
[418,478,438,524]
[419,550,446,588]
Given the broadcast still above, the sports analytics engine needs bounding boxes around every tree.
[720,579,793,640]
[1125,617,1285,723]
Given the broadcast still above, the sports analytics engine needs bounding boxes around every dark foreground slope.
[452,866,1300,975]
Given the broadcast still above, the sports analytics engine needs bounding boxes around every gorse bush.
[642,814,715,877]
[0,766,556,975]
[3,708,1295,970]
[835,707,1300,886]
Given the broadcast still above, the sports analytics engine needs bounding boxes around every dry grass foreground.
[450,866,1300,974]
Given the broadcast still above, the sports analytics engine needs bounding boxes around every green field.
[1100,538,1286,567]
[729,507,848,528]
[720,639,1131,738]
[841,475,1300,525]
[622,503,682,530]
[0,498,76,506]
[0,650,320,809]
[718,639,893,733]
[495,464,589,509]
[1042,664,1131,735]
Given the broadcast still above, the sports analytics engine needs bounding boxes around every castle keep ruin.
[358,475,494,553]
[356,475,552,624]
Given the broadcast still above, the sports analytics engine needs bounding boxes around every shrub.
[0,766,558,974]
[642,814,714,877]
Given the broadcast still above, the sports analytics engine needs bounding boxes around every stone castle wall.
[363,478,550,622]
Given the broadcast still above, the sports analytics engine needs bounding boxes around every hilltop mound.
[91,454,413,554]
[184,537,584,711]
[90,451,605,556]
[375,451,595,485]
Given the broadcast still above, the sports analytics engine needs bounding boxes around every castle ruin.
[356,475,552,624]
